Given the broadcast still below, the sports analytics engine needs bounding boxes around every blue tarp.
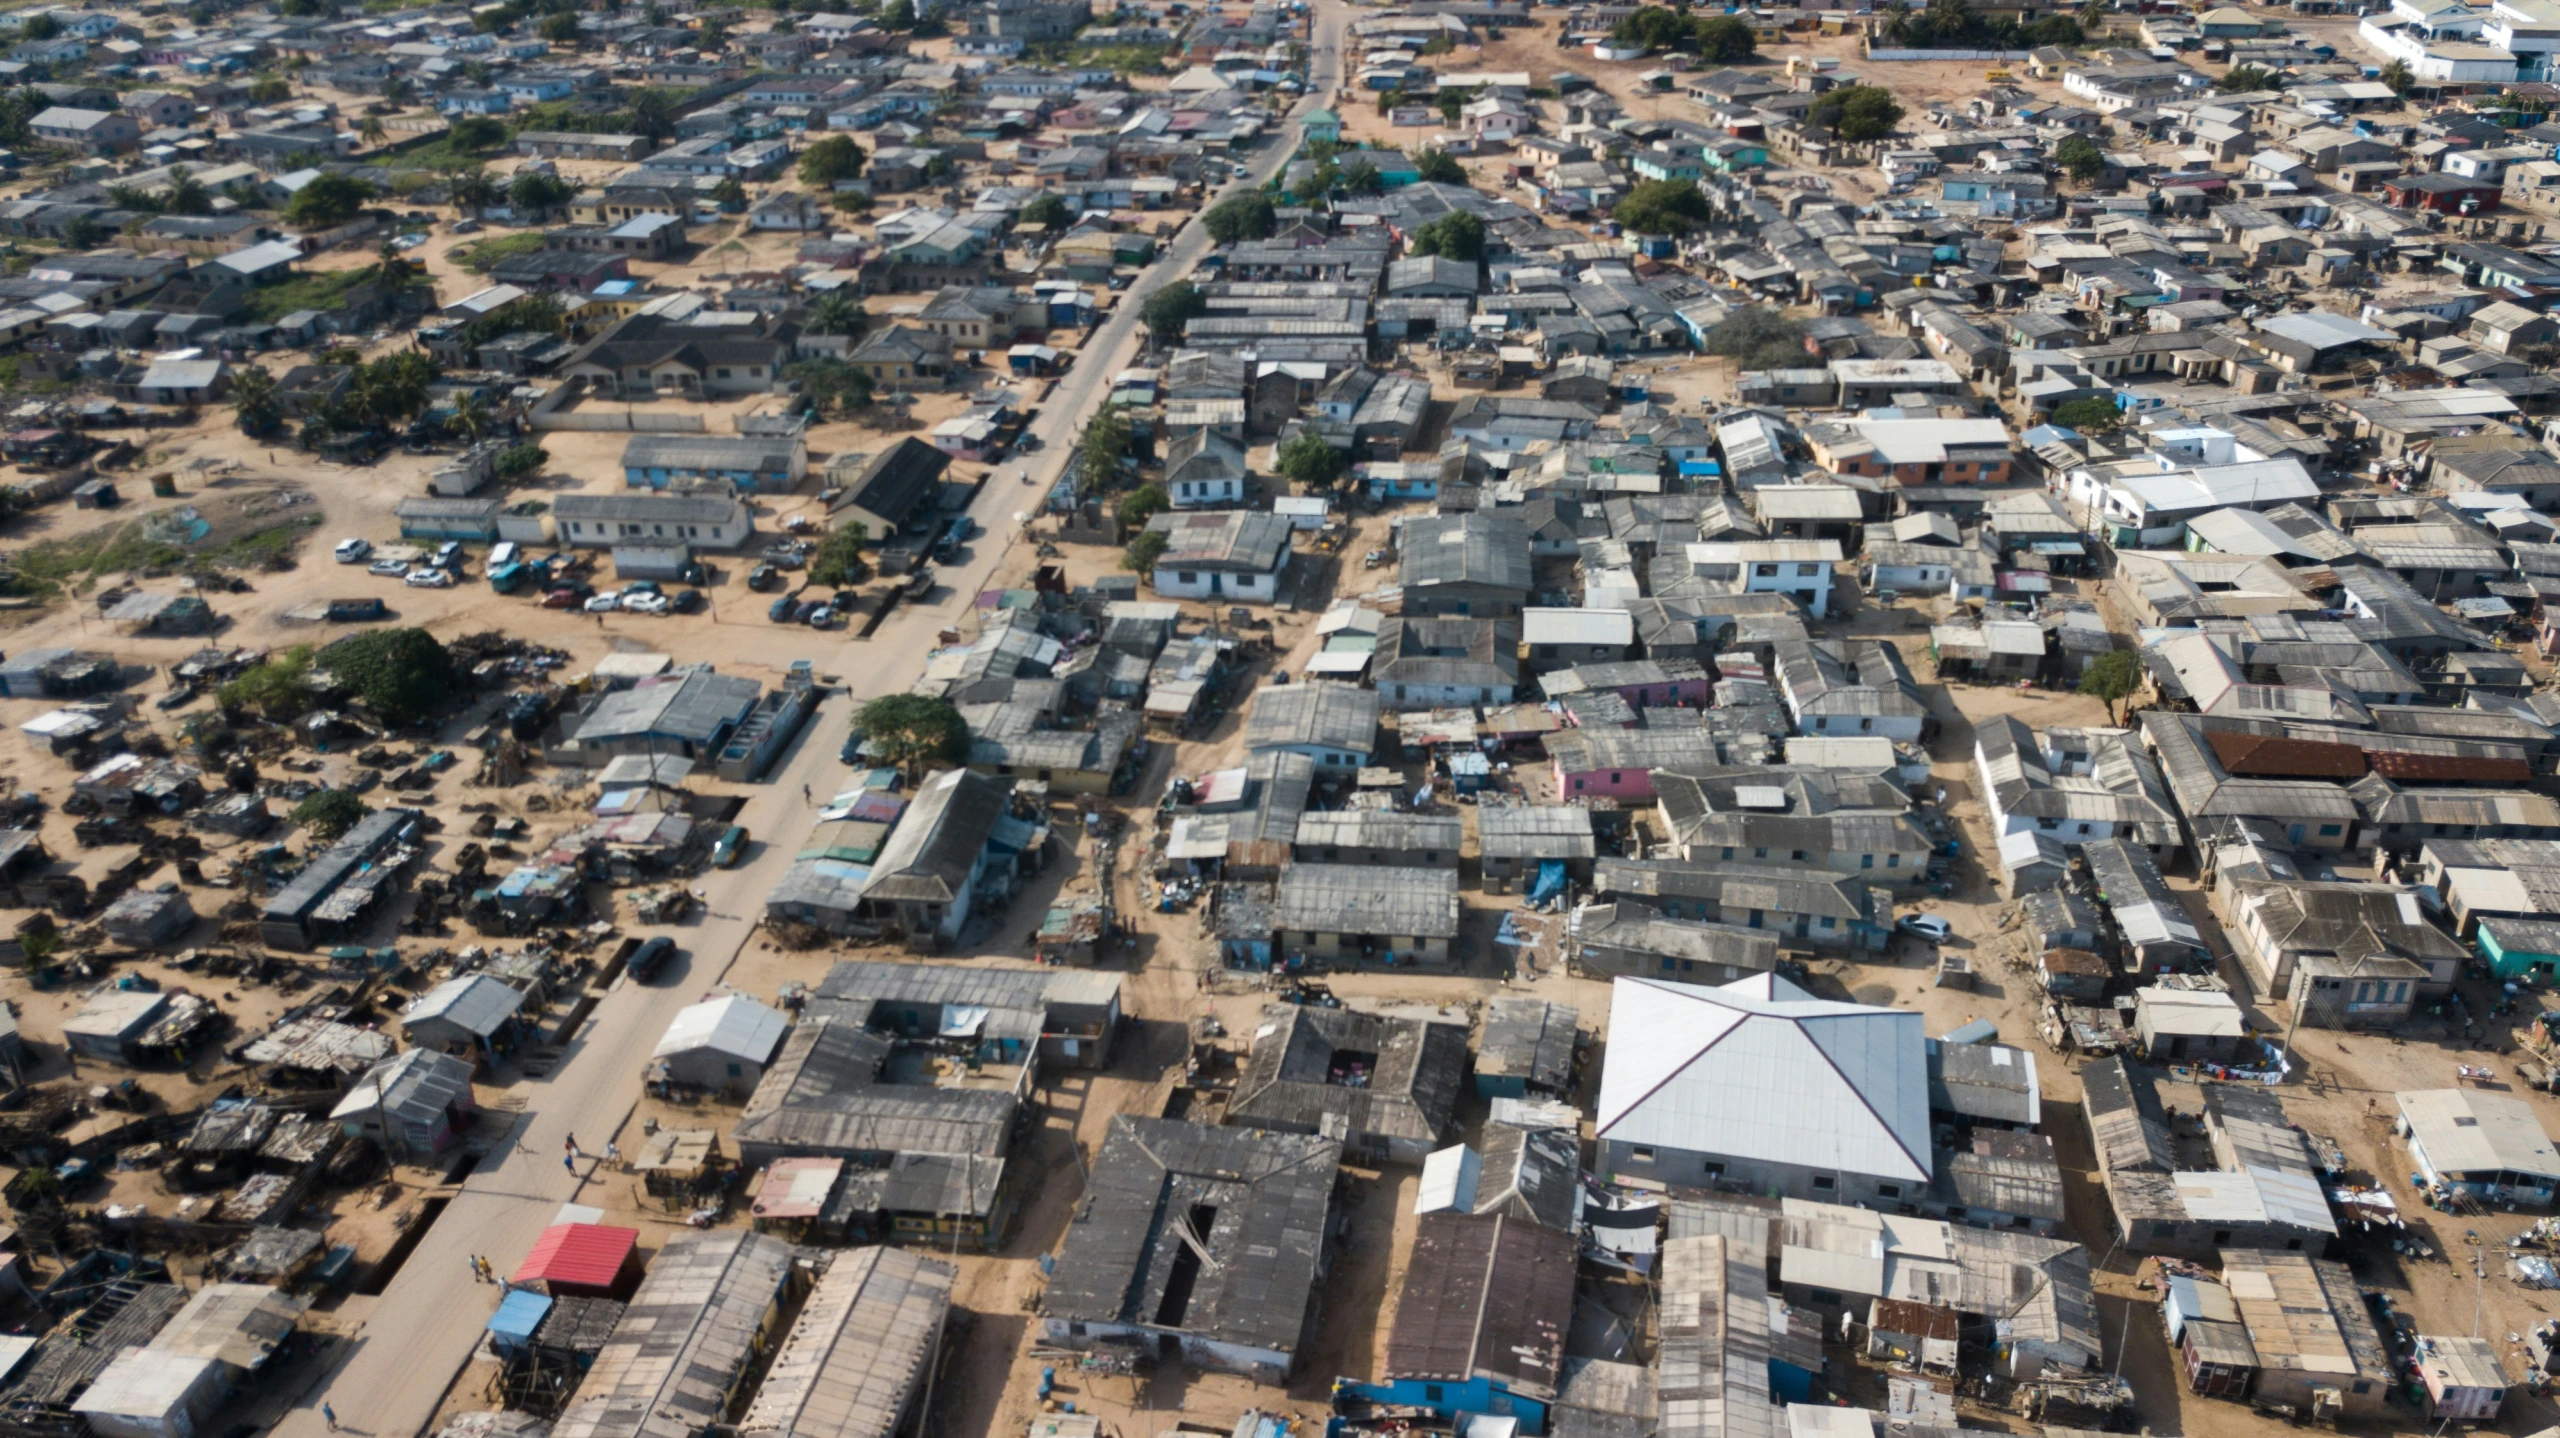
[1530,860,1567,904]
[488,1290,552,1355]
[1678,458,1722,476]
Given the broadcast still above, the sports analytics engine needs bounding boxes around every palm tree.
[383,74,413,104]
[356,115,386,147]
[164,166,209,216]
[229,364,281,437]
[449,391,492,444]
[807,289,863,337]
[628,87,678,140]
[448,168,501,218]
[2379,59,2415,95]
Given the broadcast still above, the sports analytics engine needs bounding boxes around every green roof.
[1304,108,1340,124]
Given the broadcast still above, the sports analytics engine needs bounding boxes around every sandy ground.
[5,12,2556,1438]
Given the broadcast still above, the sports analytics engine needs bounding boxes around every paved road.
[271,16,1346,1438]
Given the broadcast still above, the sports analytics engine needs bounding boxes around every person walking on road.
[565,1134,582,1159]
[468,1255,483,1283]
[563,1153,577,1175]
[323,1404,337,1432]
[603,1141,620,1169]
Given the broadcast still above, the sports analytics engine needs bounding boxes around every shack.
[650,993,789,1096]
[330,1046,478,1160]
[515,1223,644,1302]
[548,1231,800,1438]
[258,808,422,949]
[62,990,171,1065]
[1475,999,1578,1099]
[737,1248,955,1438]
[401,973,526,1060]
[2396,1088,2560,1206]
[2417,1335,2509,1421]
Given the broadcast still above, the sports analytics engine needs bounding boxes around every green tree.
[448,168,503,218]
[316,628,451,724]
[1339,158,1384,194]
[788,357,874,415]
[248,74,292,103]
[217,645,314,720]
[1615,177,1713,234]
[1203,190,1276,243]
[1019,192,1071,229]
[285,173,376,227]
[508,170,572,216]
[697,16,726,47]
[1081,405,1131,490]
[805,289,865,337]
[880,0,915,27]
[629,87,680,140]
[1291,159,1340,204]
[1416,148,1467,185]
[494,442,547,478]
[2053,133,2107,184]
[1121,528,1168,574]
[808,519,870,587]
[356,115,387,147]
[1609,5,1689,47]
[63,214,106,250]
[2049,396,2125,434]
[2220,64,2279,92]
[0,91,35,147]
[851,692,967,777]
[1115,484,1169,531]
[1693,15,1755,60]
[710,175,747,209]
[2379,59,2414,94]
[1408,209,1486,261]
[291,788,370,844]
[230,364,282,437]
[1139,281,1207,343]
[798,133,866,185]
[1705,306,1810,369]
[1275,429,1345,490]
[164,167,211,216]
[1807,84,1904,142]
[20,13,61,38]
[2077,648,2143,724]
[539,10,580,41]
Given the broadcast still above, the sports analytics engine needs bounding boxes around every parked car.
[806,604,835,627]
[670,588,706,614]
[433,540,464,570]
[768,595,798,622]
[334,538,372,564]
[623,591,671,615]
[709,824,748,867]
[541,587,585,609]
[368,557,409,577]
[404,567,455,588]
[487,541,519,569]
[1897,915,1951,943]
[583,590,622,613]
[747,563,781,591]
[626,936,674,982]
[791,598,825,624]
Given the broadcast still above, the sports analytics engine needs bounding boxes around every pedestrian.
[802,783,812,803]
[563,1153,576,1175]
[565,1134,580,1157]
[322,1404,337,1432]
[604,1141,620,1168]
[467,1255,483,1283]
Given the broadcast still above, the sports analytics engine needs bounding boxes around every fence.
[526,376,706,433]
[1860,46,2034,58]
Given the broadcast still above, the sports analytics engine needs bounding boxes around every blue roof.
[489,1289,551,1340]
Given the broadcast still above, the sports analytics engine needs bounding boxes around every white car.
[583,591,623,613]
[333,538,372,564]
[1897,915,1952,943]
[368,557,409,577]
[622,592,671,615]
[404,567,455,588]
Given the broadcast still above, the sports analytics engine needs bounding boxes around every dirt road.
[260,21,1349,1438]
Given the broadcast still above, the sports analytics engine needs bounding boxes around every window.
[2150,1222,2180,1239]
[2211,1229,2233,1245]
[1797,564,1820,577]
[1812,1175,1837,1192]
[1756,563,1778,577]
[1629,1146,1655,1163]
[1862,854,1874,869]
[1425,1387,1446,1405]
[2319,823,2343,837]
[1178,571,1198,583]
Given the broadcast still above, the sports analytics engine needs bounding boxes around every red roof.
[514,1222,639,1289]
[2366,750,2534,783]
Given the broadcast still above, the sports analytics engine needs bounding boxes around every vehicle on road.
[368,557,408,577]
[404,567,455,588]
[710,825,748,867]
[334,538,371,563]
[1897,915,1951,943]
[626,936,675,982]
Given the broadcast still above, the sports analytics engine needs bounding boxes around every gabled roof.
[1596,974,1930,1183]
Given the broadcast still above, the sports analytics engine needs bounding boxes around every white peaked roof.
[1596,974,1931,1183]
[653,992,791,1065]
